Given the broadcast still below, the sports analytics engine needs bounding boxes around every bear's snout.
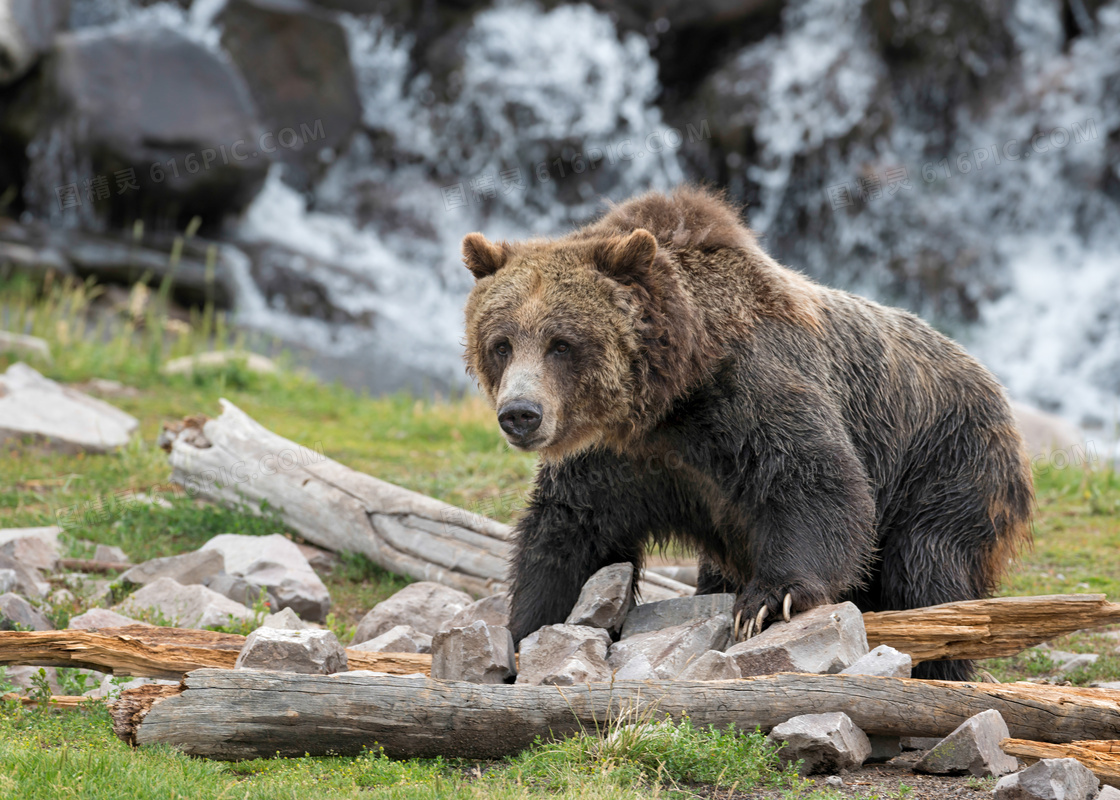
[498,399,543,441]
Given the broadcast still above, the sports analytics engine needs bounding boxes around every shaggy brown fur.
[462,186,1034,680]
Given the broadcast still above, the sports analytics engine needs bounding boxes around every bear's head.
[462,229,714,461]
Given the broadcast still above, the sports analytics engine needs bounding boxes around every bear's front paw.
[732,584,825,641]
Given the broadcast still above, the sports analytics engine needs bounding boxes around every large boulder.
[0,526,60,572]
[0,362,138,453]
[9,26,268,228]
[217,0,361,189]
[200,534,331,622]
[0,0,69,85]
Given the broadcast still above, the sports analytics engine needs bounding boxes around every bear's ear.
[462,233,508,280]
[594,229,658,284]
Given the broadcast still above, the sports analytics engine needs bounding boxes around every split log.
[864,594,1120,663]
[163,401,693,601]
[116,670,1120,760]
[1000,739,1120,788]
[0,627,430,679]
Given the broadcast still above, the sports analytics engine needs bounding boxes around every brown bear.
[462,186,1033,681]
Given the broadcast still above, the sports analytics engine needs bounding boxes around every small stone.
[260,606,311,631]
[354,582,473,643]
[915,709,1019,777]
[866,735,901,763]
[565,562,633,633]
[0,592,53,630]
[59,573,113,605]
[115,576,254,629]
[201,533,331,622]
[235,627,348,674]
[768,712,872,775]
[726,602,868,677]
[839,644,912,678]
[516,624,612,685]
[68,608,147,630]
[1096,786,1120,800]
[440,592,510,632]
[0,526,61,572]
[825,776,844,787]
[92,544,131,564]
[620,593,735,639]
[430,621,516,684]
[993,758,1100,800]
[676,649,742,681]
[203,573,279,610]
[162,350,276,375]
[0,331,51,362]
[901,736,943,751]
[350,624,432,654]
[48,588,76,607]
[608,614,732,679]
[119,549,226,589]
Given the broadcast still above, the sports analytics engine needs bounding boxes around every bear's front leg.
[727,404,879,641]
[506,449,652,645]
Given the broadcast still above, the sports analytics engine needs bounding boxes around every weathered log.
[0,627,430,679]
[864,594,1120,663]
[163,401,693,601]
[116,670,1120,760]
[1000,739,1120,788]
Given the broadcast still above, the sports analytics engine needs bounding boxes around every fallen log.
[163,401,692,601]
[0,627,430,679]
[58,558,133,573]
[864,594,1120,663]
[2,692,89,709]
[1000,739,1120,788]
[114,670,1120,760]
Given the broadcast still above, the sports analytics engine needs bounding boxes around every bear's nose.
[498,400,543,438]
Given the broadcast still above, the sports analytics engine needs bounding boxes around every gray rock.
[0,569,16,594]
[0,0,69,84]
[430,621,516,684]
[516,624,612,686]
[612,653,658,680]
[0,331,51,362]
[235,627,348,675]
[839,644,912,678]
[58,572,112,605]
[915,709,1018,777]
[620,593,735,639]
[260,607,311,631]
[1046,649,1099,676]
[676,649,743,681]
[0,554,48,597]
[68,608,147,630]
[0,592,52,630]
[295,543,338,576]
[901,736,944,751]
[867,735,902,763]
[0,363,139,453]
[201,534,332,622]
[48,588,75,607]
[768,712,872,775]
[119,549,225,589]
[92,544,131,564]
[350,624,432,654]
[0,526,61,571]
[565,563,633,633]
[114,576,255,629]
[608,614,732,679]
[1096,786,1120,800]
[354,582,474,643]
[726,602,868,677]
[440,593,510,632]
[203,573,280,610]
[993,758,1100,800]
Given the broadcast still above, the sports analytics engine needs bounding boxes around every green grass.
[3,274,1120,797]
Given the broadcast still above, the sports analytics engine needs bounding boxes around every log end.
[111,684,184,746]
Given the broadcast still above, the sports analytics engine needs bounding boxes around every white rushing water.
[65,0,1120,434]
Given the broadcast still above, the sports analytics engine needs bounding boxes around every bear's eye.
[552,341,570,355]
[495,341,511,357]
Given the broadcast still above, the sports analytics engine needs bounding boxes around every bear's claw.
[734,592,795,641]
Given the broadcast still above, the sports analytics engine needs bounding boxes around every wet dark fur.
[465,187,1035,681]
